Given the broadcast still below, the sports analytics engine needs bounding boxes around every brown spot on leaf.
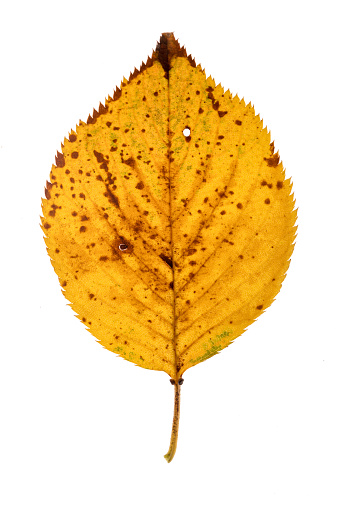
[265,198,271,204]
[277,181,283,189]
[124,157,136,168]
[104,186,120,208]
[237,203,243,209]
[136,181,144,190]
[69,134,77,142]
[55,151,65,168]
[218,111,227,117]
[93,150,105,163]
[160,254,173,268]
[80,226,87,232]
[71,151,78,159]
[235,120,242,126]
[113,87,122,100]
[264,153,280,167]
[257,305,263,310]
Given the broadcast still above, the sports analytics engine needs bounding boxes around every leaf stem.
[164,380,181,463]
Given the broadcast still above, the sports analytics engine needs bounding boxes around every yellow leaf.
[41,33,297,462]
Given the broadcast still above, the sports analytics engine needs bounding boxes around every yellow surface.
[41,51,296,381]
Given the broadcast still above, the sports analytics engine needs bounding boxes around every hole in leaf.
[183,127,190,137]
[119,244,128,251]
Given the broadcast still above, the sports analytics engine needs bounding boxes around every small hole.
[119,244,128,251]
[183,127,190,137]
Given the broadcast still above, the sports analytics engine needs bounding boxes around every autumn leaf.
[41,33,297,462]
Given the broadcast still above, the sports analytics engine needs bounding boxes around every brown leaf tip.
[155,33,195,78]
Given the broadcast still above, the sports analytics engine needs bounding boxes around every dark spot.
[124,157,136,168]
[187,248,197,255]
[44,182,52,200]
[170,379,175,385]
[55,151,65,168]
[257,305,263,310]
[264,153,280,167]
[70,177,75,183]
[235,120,242,125]
[48,209,55,217]
[218,135,224,140]
[99,256,109,261]
[81,215,89,221]
[62,281,67,287]
[93,150,105,163]
[69,134,77,142]
[239,255,243,259]
[178,378,184,385]
[113,87,122,100]
[124,128,129,133]
[96,175,103,181]
[71,151,78,159]
[106,121,112,127]
[142,96,146,102]
[169,281,174,289]
[261,180,267,186]
[198,107,204,114]
[159,254,173,268]
[189,260,196,266]
[265,198,271,204]
[237,203,243,209]
[89,294,94,299]
[79,193,85,199]
[104,186,119,208]
[154,91,158,96]
[80,226,87,233]
[277,181,283,189]
[44,222,51,229]
[218,111,228,117]
[220,210,226,215]
[136,181,144,190]
[213,100,220,110]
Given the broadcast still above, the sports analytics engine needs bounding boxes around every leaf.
[41,33,297,462]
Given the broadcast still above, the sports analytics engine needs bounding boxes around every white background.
[1,1,338,507]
